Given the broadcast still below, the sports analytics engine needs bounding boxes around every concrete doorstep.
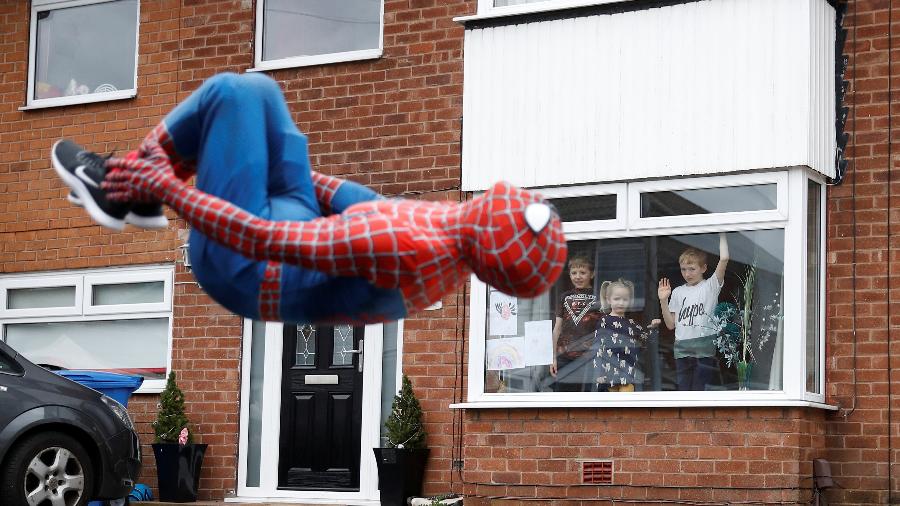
[140,502,332,506]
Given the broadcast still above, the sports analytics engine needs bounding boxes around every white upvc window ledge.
[248,49,382,73]
[20,90,137,111]
[226,497,379,506]
[455,0,635,24]
[450,399,839,410]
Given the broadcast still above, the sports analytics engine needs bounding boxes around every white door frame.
[233,320,386,505]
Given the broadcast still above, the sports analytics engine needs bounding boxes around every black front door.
[278,324,364,490]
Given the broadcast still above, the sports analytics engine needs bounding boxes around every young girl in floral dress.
[593,279,660,392]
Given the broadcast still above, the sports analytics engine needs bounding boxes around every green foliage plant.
[152,371,193,444]
[384,374,427,449]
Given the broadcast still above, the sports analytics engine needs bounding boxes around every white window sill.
[450,399,839,410]
[20,90,137,111]
[133,382,164,395]
[455,0,635,24]
[248,49,382,73]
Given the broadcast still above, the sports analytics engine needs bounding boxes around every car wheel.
[0,431,94,506]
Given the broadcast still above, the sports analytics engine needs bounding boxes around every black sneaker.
[52,140,131,230]
[67,192,168,229]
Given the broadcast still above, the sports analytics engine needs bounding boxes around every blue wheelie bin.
[55,370,144,506]
[55,370,143,406]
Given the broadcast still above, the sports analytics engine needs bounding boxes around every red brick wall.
[825,2,900,505]
[459,408,828,505]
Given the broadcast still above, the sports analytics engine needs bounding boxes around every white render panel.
[461,0,837,190]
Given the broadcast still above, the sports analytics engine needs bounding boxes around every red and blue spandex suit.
[104,73,567,325]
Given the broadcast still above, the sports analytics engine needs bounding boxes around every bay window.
[0,266,173,392]
[467,169,826,406]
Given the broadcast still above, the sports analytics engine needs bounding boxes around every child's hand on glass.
[649,319,661,329]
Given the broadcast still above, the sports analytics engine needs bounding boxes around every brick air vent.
[582,460,613,485]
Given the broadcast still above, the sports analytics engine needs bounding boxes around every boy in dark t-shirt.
[551,256,602,392]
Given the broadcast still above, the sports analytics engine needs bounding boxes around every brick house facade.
[0,1,895,505]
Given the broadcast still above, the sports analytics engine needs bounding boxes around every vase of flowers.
[711,263,781,391]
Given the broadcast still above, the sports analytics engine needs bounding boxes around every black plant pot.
[373,447,430,506]
[152,443,208,503]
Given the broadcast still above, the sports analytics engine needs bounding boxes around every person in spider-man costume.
[53,73,567,325]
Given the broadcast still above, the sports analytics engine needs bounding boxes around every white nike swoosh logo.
[74,165,100,189]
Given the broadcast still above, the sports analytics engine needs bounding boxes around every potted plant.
[374,374,430,506]
[151,371,208,502]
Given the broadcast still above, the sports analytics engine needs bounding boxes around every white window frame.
[23,0,139,110]
[539,182,626,234]
[84,271,173,315]
[802,173,827,404]
[0,265,173,393]
[0,276,83,319]
[628,172,789,231]
[461,168,834,409]
[251,0,384,72]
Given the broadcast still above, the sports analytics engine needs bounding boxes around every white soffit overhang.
[460,0,837,191]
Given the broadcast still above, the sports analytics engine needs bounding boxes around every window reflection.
[640,184,777,218]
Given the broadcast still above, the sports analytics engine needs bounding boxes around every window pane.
[331,325,354,367]
[640,184,777,218]
[92,281,164,305]
[806,180,822,394]
[484,230,784,393]
[245,321,266,488]
[550,195,616,222]
[263,0,381,61]
[7,286,76,309]
[295,324,317,366]
[5,318,168,381]
[34,1,138,100]
[380,321,399,447]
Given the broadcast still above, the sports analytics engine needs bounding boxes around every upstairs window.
[26,0,139,109]
[254,0,384,71]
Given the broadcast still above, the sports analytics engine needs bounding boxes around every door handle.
[345,339,364,372]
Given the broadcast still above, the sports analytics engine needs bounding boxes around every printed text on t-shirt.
[677,298,705,326]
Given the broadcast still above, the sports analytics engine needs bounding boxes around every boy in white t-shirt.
[657,233,729,391]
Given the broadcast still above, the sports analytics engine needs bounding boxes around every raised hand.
[657,278,672,301]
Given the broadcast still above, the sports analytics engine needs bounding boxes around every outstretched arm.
[714,232,729,284]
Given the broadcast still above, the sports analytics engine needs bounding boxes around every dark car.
[0,339,141,506]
